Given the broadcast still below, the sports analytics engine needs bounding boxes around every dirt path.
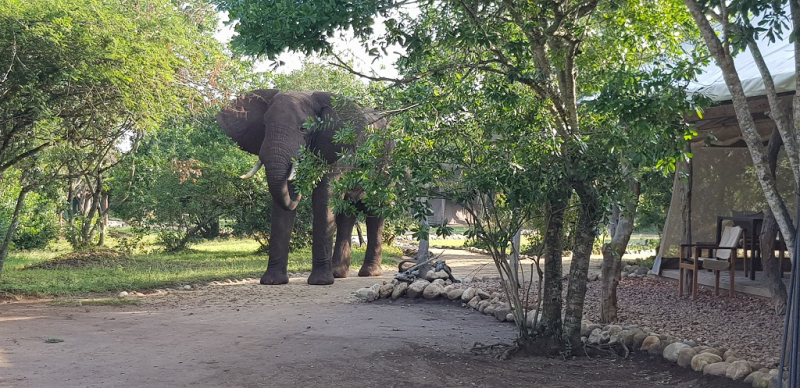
[1,249,744,388]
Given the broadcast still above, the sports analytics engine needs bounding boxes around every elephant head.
[216,89,384,212]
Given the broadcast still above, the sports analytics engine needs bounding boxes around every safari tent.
[655,32,796,295]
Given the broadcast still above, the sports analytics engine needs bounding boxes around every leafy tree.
[635,170,674,235]
[111,110,258,251]
[0,162,60,277]
[219,0,702,354]
[1,0,225,173]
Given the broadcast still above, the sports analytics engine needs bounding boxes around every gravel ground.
[475,275,784,368]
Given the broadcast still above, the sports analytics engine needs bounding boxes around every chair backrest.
[716,226,743,259]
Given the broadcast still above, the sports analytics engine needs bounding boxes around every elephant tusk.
[240,160,263,179]
[288,161,297,181]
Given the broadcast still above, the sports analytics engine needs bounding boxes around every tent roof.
[686,17,795,102]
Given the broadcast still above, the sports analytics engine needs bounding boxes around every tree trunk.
[416,200,431,276]
[564,182,603,351]
[760,127,789,312]
[680,142,693,293]
[0,186,29,278]
[539,196,567,338]
[98,194,109,246]
[509,229,521,286]
[600,166,639,323]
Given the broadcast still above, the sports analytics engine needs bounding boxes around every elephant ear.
[216,89,280,155]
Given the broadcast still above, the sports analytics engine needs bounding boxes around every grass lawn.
[430,235,535,249]
[0,237,402,299]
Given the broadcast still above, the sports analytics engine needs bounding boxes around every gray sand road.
[0,280,515,388]
[2,249,736,388]
[0,251,513,388]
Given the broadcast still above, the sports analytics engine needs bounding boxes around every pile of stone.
[354,276,786,388]
[580,322,786,387]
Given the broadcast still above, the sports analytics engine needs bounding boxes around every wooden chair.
[679,226,743,299]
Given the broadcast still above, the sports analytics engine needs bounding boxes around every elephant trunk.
[263,125,304,212]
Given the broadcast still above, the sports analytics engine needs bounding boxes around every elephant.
[216,89,387,285]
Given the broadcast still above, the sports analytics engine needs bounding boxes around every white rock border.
[354,277,787,388]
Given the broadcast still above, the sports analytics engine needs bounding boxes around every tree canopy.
[0,0,234,175]
[216,0,705,353]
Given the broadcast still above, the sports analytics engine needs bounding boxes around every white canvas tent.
[657,25,797,269]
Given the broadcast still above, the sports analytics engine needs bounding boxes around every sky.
[213,12,402,79]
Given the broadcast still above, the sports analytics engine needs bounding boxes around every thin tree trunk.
[600,205,621,323]
[539,196,567,337]
[600,167,639,323]
[680,142,693,293]
[761,127,789,312]
[0,186,29,278]
[564,182,603,351]
[792,0,800,183]
[98,194,108,246]
[416,200,431,276]
[745,38,800,184]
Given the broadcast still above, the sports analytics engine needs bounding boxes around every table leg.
[749,228,756,281]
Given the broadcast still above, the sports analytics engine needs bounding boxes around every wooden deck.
[660,268,791,298]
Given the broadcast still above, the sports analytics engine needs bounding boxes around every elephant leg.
[358,214,384,277]
[308,176,335,285]
[331,212,357,278]
[261,201,295,285]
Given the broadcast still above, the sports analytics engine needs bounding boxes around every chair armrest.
[681,243,737,249]
[679,242,717,247]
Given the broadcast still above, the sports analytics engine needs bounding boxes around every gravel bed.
[474,275,783,368]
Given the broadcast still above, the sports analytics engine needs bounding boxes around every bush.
[1,191,60,250]
[231,196,313,253]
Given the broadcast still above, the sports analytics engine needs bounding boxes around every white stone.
[461,287,477,302]
[588,328,603,344]
[663,342,691,363]
[606,325,623,336]
[493,303,511,321]
[354,287,377,302]
[118,291,129,297]
[447,288,464,300]
[467,296,481,309]
[677,347,697,368]
[691,353,722,372]
[406,279,430,299]
[702,362,730,377]
[391,282,408,300]
[423,283,444,299]
[640,335,660,351]
[370,283,381,294]
[725,360,752,380]
[378,283,394,299]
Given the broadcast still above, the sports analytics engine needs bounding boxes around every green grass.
[0,237,402,299]
[429,235,535,249]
